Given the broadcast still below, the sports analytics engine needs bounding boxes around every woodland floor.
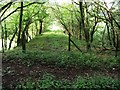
[2,59,120,89]
[2,31,120,89]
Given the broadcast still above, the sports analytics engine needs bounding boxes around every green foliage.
[15,73,70,89]
[15,73,120,89]
[15,78,36,90]
[72,76,120,89]
[4,31,119,69]
[0,1,50,45]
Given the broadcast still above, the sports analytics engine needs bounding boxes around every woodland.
[0,0,120,89]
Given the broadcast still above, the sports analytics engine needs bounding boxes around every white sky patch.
[0,0,116,3]
[49,0,115,4]
[0,39,17,51]
[49,0,117,9]
[49,0,116,4]
[49,0,72,5]
[49,20,63,31]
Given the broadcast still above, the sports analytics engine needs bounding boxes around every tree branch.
[1,2,13,18]
[0,2,12,12]
[0,2,45,23]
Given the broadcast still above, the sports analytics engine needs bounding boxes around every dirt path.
[2,58,119,89]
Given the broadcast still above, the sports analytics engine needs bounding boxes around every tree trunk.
[106,23,112,46]
[39,20,43,34]
[17,2,23,46]
[35,21,39,36]
[111,23,116,48]
[102,25,106,49]
[106,11,116,48]
[4,30,7,50]
[8,26,18,50]
[26,29,31,42]
[101,9,112,46]
[22,30,26,53]
[4,21,7,50]
[79,1,90,50]
[32,25,34,38]
[68,33,71,51]
[115,34,118,57]
[22,18,31,53]
[0,22,4,53]
[90,17,98,43]
[79,21,82,40]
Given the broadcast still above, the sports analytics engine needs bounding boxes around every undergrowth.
[3,31,120,69]
[15,73,120,89]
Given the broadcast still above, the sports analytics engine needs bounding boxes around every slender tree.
[17,2,23,46]
[79,1,90,50]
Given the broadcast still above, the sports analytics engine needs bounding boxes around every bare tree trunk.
[90,17,98,43]
[32,25,34,38]
[35,21,39,35]
[22,18,31,53]
[4,21,7,50]
[68,33,71,51]
[22,30,26,53]
[101,9,112,46]
[26,29,31,42]
[106,23,112,46]
[71,1,74,35]
[111,22,116,48]
[79,21,82,40]
[4,30,7,50]
[79,1,90,50]
[8,26,18,50]
[17,2,23,46]
[115,34,118,57]
[39,19,43,34]
[102,25,106,49]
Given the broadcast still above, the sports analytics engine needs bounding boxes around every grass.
[4,31,120,69]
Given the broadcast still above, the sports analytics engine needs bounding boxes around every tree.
[36,4,49,34]
[17,2,23,46]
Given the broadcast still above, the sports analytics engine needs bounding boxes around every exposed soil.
[2,57,120,89]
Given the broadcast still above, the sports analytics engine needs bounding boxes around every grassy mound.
[4,31,119,69]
